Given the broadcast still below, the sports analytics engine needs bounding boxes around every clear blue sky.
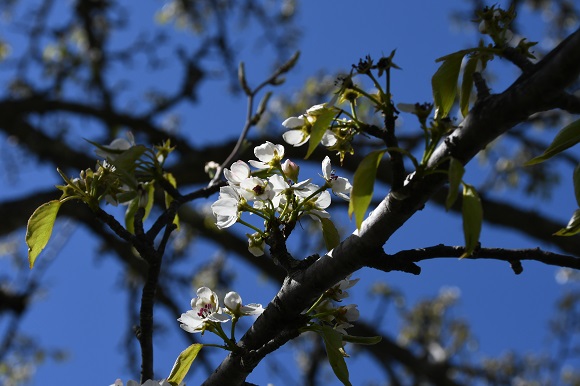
[2,1,576,385]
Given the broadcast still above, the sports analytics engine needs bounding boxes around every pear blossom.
[211,186,241,229]
[282,115,309,146]
[247,232,265,256]
[281,159,300,182]
[300,189,331,220]
[178,287,230,334]
[327,275,360,301]
[224,160,250,186]
[248,141,285,170]
[95,132,135,160]
[322,156,352,201]
[239,176,274,202]
[224,291,264,317]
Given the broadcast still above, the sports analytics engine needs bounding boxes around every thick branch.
[202,26,580,385]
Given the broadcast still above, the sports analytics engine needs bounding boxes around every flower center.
[252,185,265,195]
[197,303,214,319]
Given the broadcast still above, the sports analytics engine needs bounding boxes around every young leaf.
[574,164,580,208]
[164,172,180,230]
[461,183,483,258]
[305,107,336,159]
[125,197,139,234]
[341,334,382,345]
[446,158,465,210]
[525,118,580,165]
[348,150,386,229]
[26,200,63,269]
[553,209,580,236]
[459,56,478,118]
[432,52,465,119]
[167,343,203,386]
[321,217,340,251]
[142,182,155,221]
[321,325,351,386]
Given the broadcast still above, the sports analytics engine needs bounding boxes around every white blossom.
[248,141,285,169]
[211,186,241,229]
[322,156,352,200]
[95,132,135,160]
[224,291,264,317]
[224,160,250,186]
[178,287,230,333]
[239,176,274,202]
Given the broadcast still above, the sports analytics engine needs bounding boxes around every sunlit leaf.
[348,150,386,229]
[26,200,62,269]
[321,217,340,251]
[305,107,336,159]
[164,172,180,230]
[167,343,203,386]
[460,56,478,118]
[321,325,351,386]
[525,118,580,165]
[432,52,465,119]
[574,164,580,208]
[461,184,483,258]
[125,197,139,234]
[553,209,580,236]
[446,158,465,210]
[143,182,155,221]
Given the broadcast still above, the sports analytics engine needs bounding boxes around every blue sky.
[2,1,578,385]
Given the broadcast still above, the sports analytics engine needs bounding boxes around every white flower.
[322,156,352,201]
[239,176,274,202]
[178,287,230,333]
[337,304,360,323]
[224,160,250,186]
[247,232,265,256]
[95,132,135,160]
[321,130,338,147]
[211,186,241,229]
[248,141,285,169]
[282,115,309,146]
[281,159,300,182]
[268,174,311,209]
[327,275,359,301]
[299,188,331,220]
[224,291,264,317]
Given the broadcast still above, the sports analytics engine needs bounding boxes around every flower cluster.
[308,275,360,335]
[282,104,358,163]
[178,287,263,335]
[211,141,351,256]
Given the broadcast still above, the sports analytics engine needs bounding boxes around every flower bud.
[282,159,300,183]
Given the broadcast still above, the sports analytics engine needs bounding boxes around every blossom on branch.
[178,287,230,334]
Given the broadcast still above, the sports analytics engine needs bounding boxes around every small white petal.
[283,130,308,146]
[282,116,305,129]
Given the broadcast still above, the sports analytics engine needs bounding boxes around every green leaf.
[432,52,465,119]
[461,184,483,258]
[525,118,580,165]
[574,164,580,208]
[321,325,351,386]
[348,150,386,230]
[167,343,203,386]
[305,107,336,159]
[446,158,465,210]
[110,145,148,174]
[142,182,155,221]
[341,334,382,345]
[321,217,340,251]
[164,172,180,230]
[459,56,478,118]
[125,197,139,234]
[26,200,63,269]
[554,209,580,236]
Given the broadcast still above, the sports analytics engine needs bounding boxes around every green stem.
[238,219,265,236]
